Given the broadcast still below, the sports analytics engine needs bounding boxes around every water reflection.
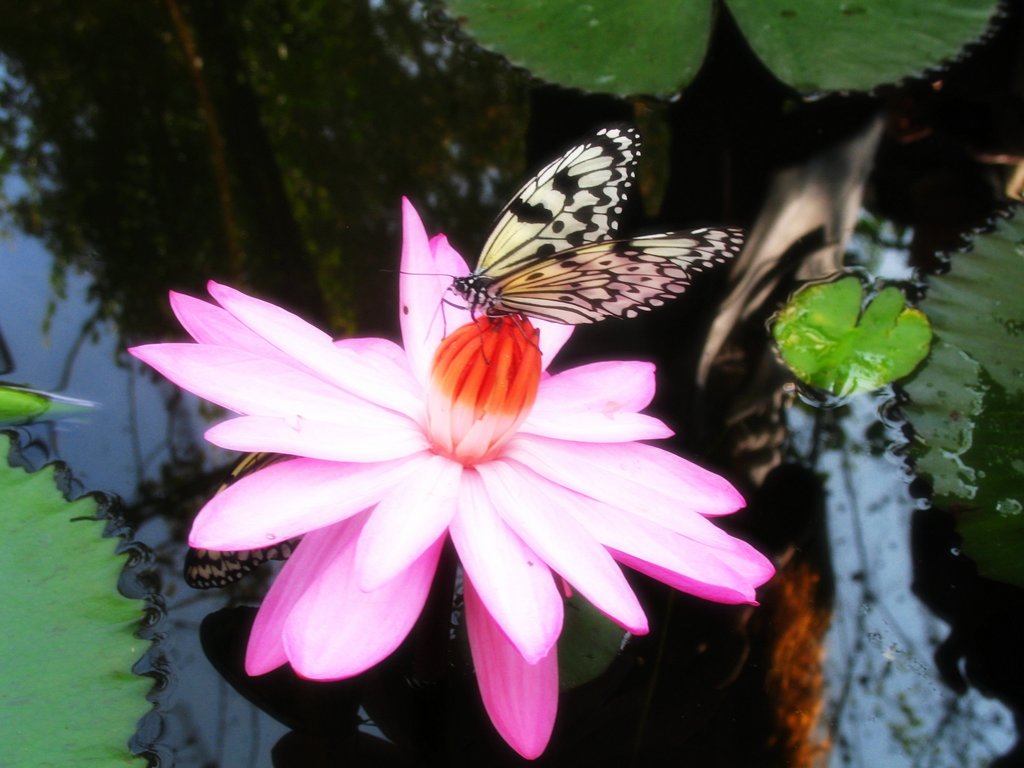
[789,397,1015,764]
[3,0,1024,765]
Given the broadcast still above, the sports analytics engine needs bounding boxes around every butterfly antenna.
[394,268,459,279]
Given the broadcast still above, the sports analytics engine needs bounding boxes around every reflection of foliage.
[764,561,830,766]
[0,0,528,338]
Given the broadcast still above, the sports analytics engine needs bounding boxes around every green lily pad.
[0,384,96,426]
[772,276,932,396]
[446,0,711,97]
[0,433,148,766]
[728,0,999,93]
[558,592,625,691]
[953,372,1024,581]
[903,210,1024,586]
[902,340,983,501]
[444,0,998,96]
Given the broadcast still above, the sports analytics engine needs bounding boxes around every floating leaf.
[953,373,1024,581]
[902,341,983,501]
[0,434,148,765]
[558,592,625,690]
[728,0,999,93]
[446,0,711,97]
[772,276,931,396]
[444,0,999,96]
[0,383,96,426]
[903,210,1024,586]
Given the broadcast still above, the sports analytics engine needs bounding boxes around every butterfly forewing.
[184,452,300,589]
[488,228,745,324]
[476,125,641,275]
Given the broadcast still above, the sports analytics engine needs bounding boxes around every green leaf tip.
[0,384,97,426]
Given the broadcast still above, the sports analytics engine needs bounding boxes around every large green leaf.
[0,434,148,766]
[903,210,1024,586]
[444,0,998,96]
[445,0,713,97]
[772,276,931,397]
[728,0,998,93]
[902,341,983,501]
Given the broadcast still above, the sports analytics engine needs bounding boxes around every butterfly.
[450,125,744,325]
[184,452,299,589]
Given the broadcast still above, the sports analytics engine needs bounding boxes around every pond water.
[2,2,1023,766]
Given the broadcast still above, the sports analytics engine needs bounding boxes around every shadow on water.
[2,0,1023,765]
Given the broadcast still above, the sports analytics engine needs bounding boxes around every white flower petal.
[355,455,461,590]
[478,460,647,633]
[449,471,562,663]
[190,456,424,549]
[465,577,558,759]
[204,414,429,463]
[282,514,444,679]
[208,281,422,418]
[505,436,745,524]
[520,410,673,443]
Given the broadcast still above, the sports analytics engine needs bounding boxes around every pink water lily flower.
[129,198,774,759]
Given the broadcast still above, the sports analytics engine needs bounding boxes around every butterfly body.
[450,273,497,316]
[451,125,744,325]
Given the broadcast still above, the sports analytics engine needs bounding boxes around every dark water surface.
[2,1,1023,766]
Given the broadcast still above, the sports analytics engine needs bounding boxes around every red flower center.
[425,316,541,464]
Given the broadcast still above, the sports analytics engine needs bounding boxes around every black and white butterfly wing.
[487,228,745,325]
[185,452,300,589]
[185,539,298,589]
[475,125,641,277]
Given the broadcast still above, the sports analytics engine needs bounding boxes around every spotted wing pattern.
[475,125,640,276]
[484,228,745,325]
[453,125,744,324]
[184,452,300,589]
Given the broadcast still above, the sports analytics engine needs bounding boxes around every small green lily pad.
[0,433,148,765]
[772,276,932,396]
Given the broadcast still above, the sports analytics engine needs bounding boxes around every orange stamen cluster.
[426,316,541,464]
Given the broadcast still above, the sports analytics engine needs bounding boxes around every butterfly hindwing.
[185,539,298,589]
[184,452,300,589]
[476,125,641,275]
[488,228,745,324]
